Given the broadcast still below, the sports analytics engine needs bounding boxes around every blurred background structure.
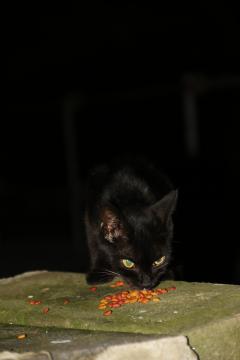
[4,3,240,284]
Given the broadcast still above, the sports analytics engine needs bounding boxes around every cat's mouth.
[123,277,157,290]
[131,284,156,290]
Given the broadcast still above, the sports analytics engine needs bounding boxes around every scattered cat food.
[43,307,49,314]
[28,299,42,305]
[63,298,70,304]
[98,286,176,315]
[17,333,27,340]
[89,287,97,292]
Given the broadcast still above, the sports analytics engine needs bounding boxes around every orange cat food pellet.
[98,304,107,310]
[110,280,125,288]
[90,287,97,292]
[111,303,121,308]
[129,290,139,297]
[168,286,176,291]
[109,302,119,307]
[17,333,27,340]
[139,298,149,304]
[100,300,108,305]
[28,299,42,305]
[156,288,168,294]
[43,307,49,314]
[103,310,112,316]
[145,294,153,299]
[63,298,70,305]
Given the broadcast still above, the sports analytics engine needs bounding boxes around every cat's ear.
[100,207,126,243]
[150,190,178,224]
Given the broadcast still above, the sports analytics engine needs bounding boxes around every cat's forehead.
[118,239,163,262]
[118,215,167,256]
[125,208,163,234]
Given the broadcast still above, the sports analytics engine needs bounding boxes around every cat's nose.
[139,275,153,289]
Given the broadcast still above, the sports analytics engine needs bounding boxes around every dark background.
[3,3,240,284]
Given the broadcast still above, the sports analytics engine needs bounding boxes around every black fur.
[84,159,178,289]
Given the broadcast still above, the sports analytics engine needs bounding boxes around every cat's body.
[85,159,177,289]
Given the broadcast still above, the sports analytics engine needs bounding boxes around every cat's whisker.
[94,271,112,277]
[94,270,118,278]
[102,269,121,277]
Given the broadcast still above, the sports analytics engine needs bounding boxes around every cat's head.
[100,190,178,289]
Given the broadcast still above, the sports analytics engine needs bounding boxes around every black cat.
[84,159,178,289]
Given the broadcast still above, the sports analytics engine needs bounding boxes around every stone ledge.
[0,271,239,359]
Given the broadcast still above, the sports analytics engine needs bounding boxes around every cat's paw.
[86,271,115,285]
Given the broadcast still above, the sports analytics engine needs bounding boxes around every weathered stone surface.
[0,332,198,360]
[0,324,161,355]
[0,271,239,359]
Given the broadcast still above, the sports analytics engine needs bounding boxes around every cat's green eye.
[152,256,166,268]
[121,259,135,269]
